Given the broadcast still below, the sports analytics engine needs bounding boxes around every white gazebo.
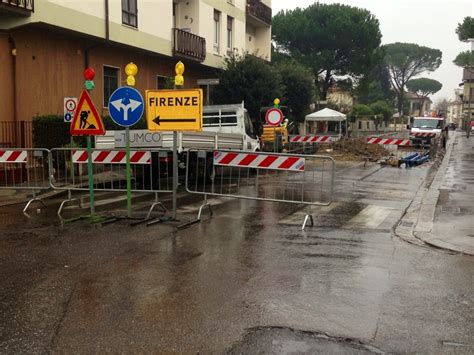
[304,108,347,136]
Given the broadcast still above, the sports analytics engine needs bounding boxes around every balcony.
[172,28,206,62]
[246,0,271,27]
[0,0,34,16]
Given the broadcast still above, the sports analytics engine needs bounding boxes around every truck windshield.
[244,112,256,138]
[413,119,442,129]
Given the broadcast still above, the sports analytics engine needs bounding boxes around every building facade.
[461,68,474,129]
[447,89,463,126]
[405,92,432,117]
[0,0,271,147]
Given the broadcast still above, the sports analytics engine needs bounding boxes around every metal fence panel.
[0,121,33,148]
[50,148,173,193]
[184,150,335,229]
[286,135,341,155]
[0,148,50,190]
[0,148,50,212]
[49,148,174,219]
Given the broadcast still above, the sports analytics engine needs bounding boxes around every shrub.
[32,115,71,149]
[32,114,149,148]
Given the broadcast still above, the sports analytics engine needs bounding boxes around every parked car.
[447,123,457,130]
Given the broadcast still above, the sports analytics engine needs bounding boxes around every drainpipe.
[7,35,24,147]
[105,0,109,41]
[84,0,109,69]
[8,36,17,124]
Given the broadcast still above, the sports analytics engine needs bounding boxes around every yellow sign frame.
[146,89,203,131]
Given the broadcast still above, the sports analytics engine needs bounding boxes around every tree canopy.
[348,104,373,122]
[370,100,393,121]
[355,63,394,105]
[456,16,474,42]
[211,54,283,123]
[275,60,315,122]
[453,51,474,68]
[406,78,442,116]
[384,42,442,117]
[406,78,442,98]
[272,3,383,100]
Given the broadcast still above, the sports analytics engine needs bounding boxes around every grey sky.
[272,0,474,104]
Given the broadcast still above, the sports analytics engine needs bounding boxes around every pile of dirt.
[319,138,388,161]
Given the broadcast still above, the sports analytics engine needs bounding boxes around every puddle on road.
[279,202,365,228]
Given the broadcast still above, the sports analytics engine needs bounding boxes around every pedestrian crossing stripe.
[344,205,394,229]
[70,89,105,136]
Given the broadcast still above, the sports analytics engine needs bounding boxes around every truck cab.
[410,116,445,147]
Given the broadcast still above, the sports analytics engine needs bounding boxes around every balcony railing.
[246,0,271,26]
[0,0,34,15]
[172,28,206,62]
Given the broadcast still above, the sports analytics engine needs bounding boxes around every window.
[203,110,237,126]
[213,10,220,53]
[103,66,119,107]
[122,0,138,27]
[157,75,173,90]
[227,16,233,53]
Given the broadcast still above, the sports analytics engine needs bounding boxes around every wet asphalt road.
[0,158,473,354]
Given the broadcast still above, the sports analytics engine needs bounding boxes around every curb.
[395,134,474,255]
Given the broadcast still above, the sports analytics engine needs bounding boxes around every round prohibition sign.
[265,108,284,126]
[65,99,77,112]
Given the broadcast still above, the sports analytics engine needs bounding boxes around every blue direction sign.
[108,86,144,127]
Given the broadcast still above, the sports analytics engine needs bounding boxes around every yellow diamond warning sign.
[70,90,105,136]
[146,89,203,131]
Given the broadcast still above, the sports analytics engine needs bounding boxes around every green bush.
[33,114,149,149]
[32,115,71,149]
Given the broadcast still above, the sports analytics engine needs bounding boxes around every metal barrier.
[183,150,335,230]
[0,148,50,213]
[286,135,341,154]
[49,148,174,219]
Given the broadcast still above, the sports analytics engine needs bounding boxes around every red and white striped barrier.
[72,150,151,164]
[214,151,305,172]
[0,150,27,163]
[410,132,436,138]
[289,135,341,143]
[366,137,411,146]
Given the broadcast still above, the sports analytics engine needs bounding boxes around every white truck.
[409,116,445,147]
[96,103,260,152]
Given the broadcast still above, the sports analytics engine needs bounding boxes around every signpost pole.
[125,127,132,217]
[172,130,178,220]
[71,68,104,218]
[86,135,95,215]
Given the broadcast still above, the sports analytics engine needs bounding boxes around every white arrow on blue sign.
[108,86,144,127]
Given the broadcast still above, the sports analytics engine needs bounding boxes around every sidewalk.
[397,131,474,255]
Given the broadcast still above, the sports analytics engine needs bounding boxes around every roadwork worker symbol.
[79,110,95,129]
[70,90,105,136]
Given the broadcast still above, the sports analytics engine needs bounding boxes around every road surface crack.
[49,282,77,351]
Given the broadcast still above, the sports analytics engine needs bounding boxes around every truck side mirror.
[406,124,410,130]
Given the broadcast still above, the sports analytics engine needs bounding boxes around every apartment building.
[461,68,474,129]
[406,92,432,117]
[447,89,463,126]
[0,0,271,146]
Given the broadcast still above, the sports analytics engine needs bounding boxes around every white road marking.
[344,205,394,229]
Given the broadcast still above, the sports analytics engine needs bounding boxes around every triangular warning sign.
[70,90,105,136]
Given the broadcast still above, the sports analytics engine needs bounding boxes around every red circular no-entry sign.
[265,108,284,126]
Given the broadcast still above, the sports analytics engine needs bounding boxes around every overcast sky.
[272,0,474,104]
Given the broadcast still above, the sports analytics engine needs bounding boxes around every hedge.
[32,114,149,148]
[32,115,72,149]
